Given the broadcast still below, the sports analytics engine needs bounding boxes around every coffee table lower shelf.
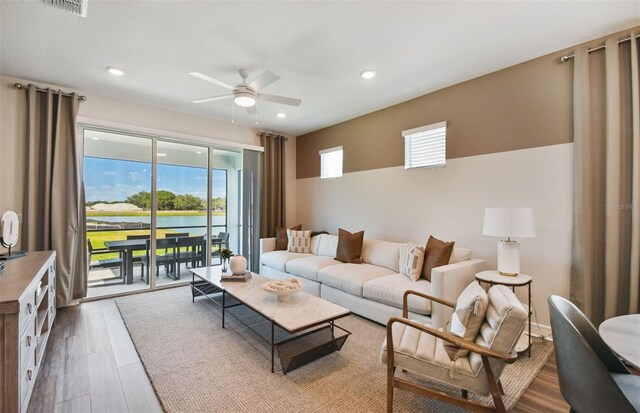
[276,324,350,374]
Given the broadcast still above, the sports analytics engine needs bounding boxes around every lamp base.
[497,240,520,276]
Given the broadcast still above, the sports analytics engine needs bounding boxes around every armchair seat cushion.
[380,321,488,394]
[317,263,395,297]
[285,256,341,281]
[261,250,313,272]
[363,274,432,315]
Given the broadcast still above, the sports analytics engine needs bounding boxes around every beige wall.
[297,144,573,329]
[0,74,297,249]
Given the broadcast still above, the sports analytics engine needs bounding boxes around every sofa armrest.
[430,258,486,328]
[259,238,276,268]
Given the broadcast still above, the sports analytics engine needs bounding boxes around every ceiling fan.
[189,69,302,114]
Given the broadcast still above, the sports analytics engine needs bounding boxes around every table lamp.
[483,207,535,276]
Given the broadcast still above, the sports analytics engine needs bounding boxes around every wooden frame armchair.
[384,288,525,413]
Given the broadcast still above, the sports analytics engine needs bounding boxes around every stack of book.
[221,271,252,282]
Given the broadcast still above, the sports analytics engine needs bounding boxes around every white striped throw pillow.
[399,243,425,281]
[287,229,312,253]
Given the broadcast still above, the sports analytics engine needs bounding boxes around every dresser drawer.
[20,348,36,406]
[19,316,37,370]
[18,286,37,335]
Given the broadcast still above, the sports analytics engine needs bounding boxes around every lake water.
[88,215,226,230]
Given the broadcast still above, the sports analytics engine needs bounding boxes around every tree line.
[87,191,225,211]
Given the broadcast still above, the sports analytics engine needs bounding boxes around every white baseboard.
[525,322,553,341]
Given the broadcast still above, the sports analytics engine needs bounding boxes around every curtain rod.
[560,34,639,63]
[13,83,87,101]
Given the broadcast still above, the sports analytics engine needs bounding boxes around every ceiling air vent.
[43,0,88,17]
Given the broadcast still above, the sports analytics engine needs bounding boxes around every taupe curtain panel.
[23,85,87,306]
[259,132,286,238]
[571,32,640,324]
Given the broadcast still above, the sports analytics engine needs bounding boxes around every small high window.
[319,146,343,179]
[402,121,447,170]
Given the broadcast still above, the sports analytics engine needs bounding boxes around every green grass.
[87,210,225,217]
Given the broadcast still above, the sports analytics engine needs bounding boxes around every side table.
[475,270,532,357]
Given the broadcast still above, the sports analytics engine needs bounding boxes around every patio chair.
[141,238,178,282]
[87,239,124,277]
[548,295,640,413]
[381,284,527,413]
[211,232,230,265]
[176,235,206,275]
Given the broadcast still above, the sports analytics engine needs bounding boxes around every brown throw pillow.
[275,224,301,250]
[335,228,364,264]
[421,235,455,281]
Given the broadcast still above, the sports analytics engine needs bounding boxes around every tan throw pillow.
[444,281,489,360]
[421,235,455,281]
[335,228,364,263]
[287,229,311,253]
[275,224,301,250]
[399,243,425,281]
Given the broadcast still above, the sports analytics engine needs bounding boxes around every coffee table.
[188,266,351,374]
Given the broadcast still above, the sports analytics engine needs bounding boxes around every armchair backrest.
[468,285,527,373]
[548,295,634,413]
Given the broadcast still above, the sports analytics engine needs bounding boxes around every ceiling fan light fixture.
[234,92,256,107]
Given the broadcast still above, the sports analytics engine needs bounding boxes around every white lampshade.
[483,208,536,238]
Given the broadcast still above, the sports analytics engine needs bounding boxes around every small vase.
[230,255,247,274]
[221,258,228,273]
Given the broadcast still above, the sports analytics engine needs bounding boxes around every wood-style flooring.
[27,295,570,413]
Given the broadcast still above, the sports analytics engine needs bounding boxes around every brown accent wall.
[297,48,575,179]
[298,25,640,178]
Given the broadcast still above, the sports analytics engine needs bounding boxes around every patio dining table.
[105,236,223,284]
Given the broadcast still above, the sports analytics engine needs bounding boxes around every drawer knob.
[27,370,33,381]
[27,303,33,314]
[26,336,32,346]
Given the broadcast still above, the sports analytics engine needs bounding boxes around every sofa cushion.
[285,256,341,281]
[422,236,455,281]
[261,250,313,272]
[318,263,395,297]
[450,247,472,264]
[362,239,404,272]
[287,229,312,253]
[335,228,365,263]
[275,224,301,250]
[317,234,339,257]
[363,274,432,315]
[398,243,425,281]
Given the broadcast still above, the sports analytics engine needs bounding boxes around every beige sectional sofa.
[260,233,485,328]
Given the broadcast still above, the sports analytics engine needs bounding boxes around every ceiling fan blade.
[192,95,233,104]
[245,106,258,116]
[248,71,280,91]
[258,93,302,107]
[188,72,235,90]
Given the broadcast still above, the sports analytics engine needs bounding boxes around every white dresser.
[0,251,57,413]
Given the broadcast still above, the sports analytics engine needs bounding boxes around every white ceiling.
[1,1,639,136]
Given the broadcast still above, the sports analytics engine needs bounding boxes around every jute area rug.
[116,287,552,413]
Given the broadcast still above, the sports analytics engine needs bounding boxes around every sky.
[84,157,228,202]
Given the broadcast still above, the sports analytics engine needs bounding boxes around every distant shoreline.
[86,211,223,217]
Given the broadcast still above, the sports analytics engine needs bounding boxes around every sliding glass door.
[82,126,245,299]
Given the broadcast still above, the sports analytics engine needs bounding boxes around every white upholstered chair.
[381,285,527,413]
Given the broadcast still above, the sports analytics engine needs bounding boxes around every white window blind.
[402,121,447,170]
[319,146,343,179]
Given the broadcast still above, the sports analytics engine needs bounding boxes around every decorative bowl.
[261,278,304,302]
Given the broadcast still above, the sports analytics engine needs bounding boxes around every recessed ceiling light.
[106,66,124,76]
[276,112,286,118]
[91,137,100,141]
[196,151,203,154]
[157,153,167,157]
[360,69,376,79]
